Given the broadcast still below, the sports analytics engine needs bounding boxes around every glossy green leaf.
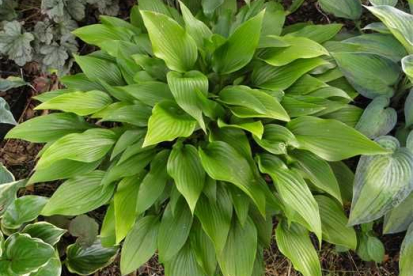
[2,196,48,229]
[213,11,264,74]
[383,193,413,234]
[100,202,116,247]
[253,124,298,155]
[141,11,197,72]
[122,82,173,107]
[286,24,343,44]
[400,223,413,276]
[318,0,362,20]
[164,241,206,276]
[143,101,197,147]
[41,171,115,216]
[199,141,266,214]
[180,1,212,48]
[218,118,264,139]
[276,221,321,276]
[287,116,388,161]
[190,222,217,276]
[120,216,160,275]
[72,24,133,47]
[330,162,354,204]
[349,136,413,225]
[22,222,66,246]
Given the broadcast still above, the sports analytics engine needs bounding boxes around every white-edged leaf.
[2,196,48,229]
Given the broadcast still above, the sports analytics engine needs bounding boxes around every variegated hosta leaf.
[332,52,401,99]
[276,221,321,276]
[400,223,413,276]
[355,96,397,139]
[383,193,413,234]
[0,98,17,125]
[366,5,413,54]
[318,0,362,20]
[402,55,413,83]
[349,136,413,225]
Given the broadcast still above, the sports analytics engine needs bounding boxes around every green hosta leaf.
[180,1,212,49]
[370,0,397,5]
[218,218,257,276]
[228,185,249,226]
[260,2,285,41]
[0,98,16,125]
[74,55,125,86]
[330,162,354,204]
[219,85,289,121]
[213,11,264,74]
[349,136,413,225]
[22,222,66,246]
[260,36,329,67]
[120,216,160,275]
[36,129,116,170]
[383,193,413,234]
[253,58,329,90]
[405,90,413,128]
[276,221,321,276]
[97,103,152,126]
[190,222,217,276]
[164,241,206,276]
[41,171,115,216]
[315,195,357,250]
[257,154,321,240]
[141,11,198,72]
[168,144,205,213]
[2,233,55,275]
[111,129,145,160]
[366,5,413,54]
[5,113,91,143]
[218,118,264,139]
[0,163,14,184]
[202,0,223,14]
[287,116,388,162]
[402,55,413,83]
[322,105,363,128]
[158,199,193,262]
[0,21,34,66]
[167,71,208,131]
[332,52,401,99]
[363,22,391,34]
[60,73,104,92]
[199,141,266,214]
[2,196,48,229]
[72,24,133,47]
[355,96,397,139]
[69,215,99,247]
[400,223,413,276]
[35,91,112,116]
[318,0,362,20]
[66,239,118,275]
[286,24,343,44]
[290,150,342,203]
[100,202,116,247]
[253,124,298,155]
[0,180,26,217]
[143,101,197,147]
[0,76,27,92]
[114,172,146,243]
[121,82,173,106]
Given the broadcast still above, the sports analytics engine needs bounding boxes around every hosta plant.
[6,0,389,275]
[323,1,413,274]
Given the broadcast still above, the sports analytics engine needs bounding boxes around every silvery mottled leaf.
[40,43,69,72]
[55,17,78,35]
[0,76,27,92]
[0,97,17,125]
[0,21,34,66]
[349,136,413,225]
[33,21,54,44]
[66,0,85,21]
[41,0,64,19]
[356,96,397,139]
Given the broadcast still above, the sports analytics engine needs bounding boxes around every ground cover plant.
[3,0,412,275]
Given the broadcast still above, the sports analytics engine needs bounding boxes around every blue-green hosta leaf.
[290,150,342,203]
[218,218,257,276]
[2,196,48,229]
[5,113,91,143]
[141,11,198,72]
[69,215,99,247]
[158,199,193,262]
[406,90,413,128]
[143,101,197,147]
[287,117,388,161]
[400,223,413,276]
[402,55,413,83]
[36,129,116,170]
[213,11,264,74]
[22,222,66,246]
[315,195,357,250]
[366,5,413,54]
[286,24,343,44]
[260,36,329,67]
[219,85,289,121]
[356,96,397,139]
[35,91,112,116]
[1,233,55,275]
[167,71,208,131]
[257,154,322,240]
[0,98,16,125]
[168,144,205,213]
[318,0,362,20]
[370,0,397,5]
[199,141,266,214]
[66,239,118,275]
[0,76,27,92]
[180,1,212,49]
[276,221,321,276]
[164,241,206,276]
[0,21,34,66]
[332,52,401,99]
[252,58,329,90]
[253,124,298,155]
[41,171,115,216]
[120,216,160,275]
[0,163,14,184]
[349,136,413,225]
[218,118,264,139]
[383,193,413,234]
[72,24,133,47]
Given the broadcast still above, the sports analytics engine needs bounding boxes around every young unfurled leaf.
[318,0,362,20]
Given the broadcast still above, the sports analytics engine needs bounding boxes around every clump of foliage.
[0,163,118,276]
[6,0,391,275]
[0,0,120,74]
